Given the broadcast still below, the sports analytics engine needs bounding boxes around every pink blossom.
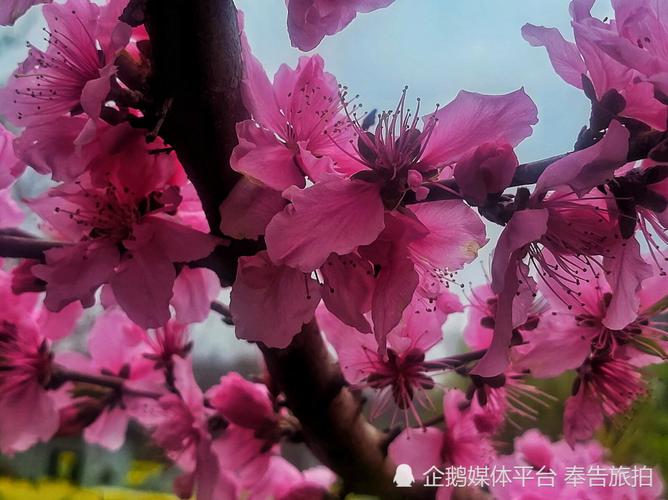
[389,389,496,492]
[15,121,182,188]
[492,429,664,499]
[535,120,630,196]
[222,46,358,238]
[55,309,163,450]
[206,373,282,488]
[0,264,80,454]
[286,0,395,51]
[30,158,220,328]
[0,125,25,188]
[475,122,652,376]
[461,282,552,432]
[265,175,386,272]
[318,298,461,424]
[264,186,485,350]
[513,264,668,443]
[522,1,668,129]
[228,60,535,350]
[170,267,221,324]
[248,456,335,500]
[262,88,534,273]
[0,0,132,127]
[151,358,239,500]
[0,0,51,26]
[236,46,354,186]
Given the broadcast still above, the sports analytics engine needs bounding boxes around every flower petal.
[602,237,653,330]
[231,120,305,191]
[219,177,287,240]
[535,121,629,196]
[521,23,587,88]
[265,176,385,272]
[230,251,321,348]
[421,89,538,166]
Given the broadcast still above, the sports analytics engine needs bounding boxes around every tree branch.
[261,323,432,498]
[0,232,64,260]
[405,128,668,204]
[142,1,433,496]
[144,0,260,286]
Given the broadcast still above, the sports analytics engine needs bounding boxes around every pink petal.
[514,317,594,378]
[408,200,487,270]
[171,357,204,412]
[206,372,275,430]
[490,208,549,293]
[296,143,335,182]
[0,125,25,188]
[34,241,120,311]
[212,425,269,482]
[230,251,321,348]
[0,0,50,26]
[88,308,144,372]
[474,210,550,377]
[602,237,653,330]
[535,121,629,196]
[171,267,221,324]
[219,177,287,240]
[421,89,538,166]
[316,305,377,384]
[563,388,603,447]
[388,427,443,480]
[135,217,220,263]
[110,246,175,329]
[37,301,82,341]
[287,0,394,51]
[248,456,303,500]
[231,120,305,191]
[320,253,374,333]
[470,262,519,377]
[80,64,115,120]
[83,406,129,451]
[371,246,419,352]
[265,176,385,272]
[239,25,286,133]
[13,117,101,181]
[0,384,58,454]
[521,23,587,88]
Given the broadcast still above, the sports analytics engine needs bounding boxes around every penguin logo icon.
[393,463,415,487]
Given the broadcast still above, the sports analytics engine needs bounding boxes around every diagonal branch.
[404,128,668,204]
[0,231,65,260]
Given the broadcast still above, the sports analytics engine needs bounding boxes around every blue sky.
[236,0,612,163]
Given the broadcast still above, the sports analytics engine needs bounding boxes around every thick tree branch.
[142,1,431,496]
[144,0,259,286]
[405,128,668,204]
[261,323,432,498]
[0,232,64,259]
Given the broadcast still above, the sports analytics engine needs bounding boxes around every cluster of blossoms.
[0,0,668,498]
